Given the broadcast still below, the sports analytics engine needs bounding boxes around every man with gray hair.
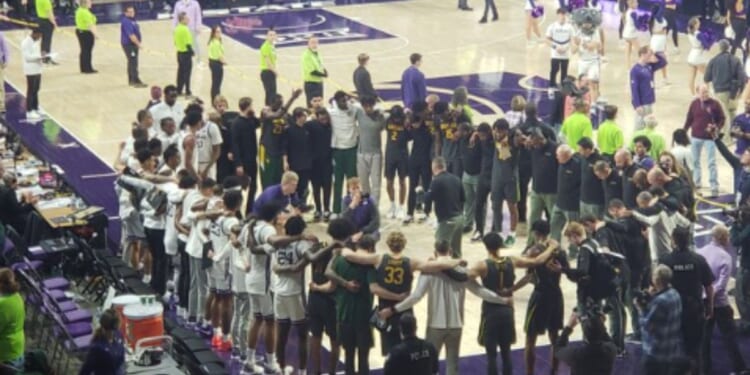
[550,144,581,246]
[704,38,745,145]
[684,83,725,197]
[697,224,749,374]
[635,264,684,375]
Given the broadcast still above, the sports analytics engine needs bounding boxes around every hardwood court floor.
[0,0,740,369]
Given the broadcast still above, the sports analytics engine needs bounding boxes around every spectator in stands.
[0,268,24,371]
[79,309,125,375]
[0,172,36,235]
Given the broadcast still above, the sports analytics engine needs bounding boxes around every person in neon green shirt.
[560,98,593,147]
[207,25,225,101]
[596,104,623,159]
[260,29,277,106]
[629,114,665,160]
[174,12,194,96]
[301,37,327,106]
[35,0,56,64]
[75,0,97,73]
[0,268,25,369]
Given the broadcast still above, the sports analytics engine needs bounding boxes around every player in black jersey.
[306,218,354,375]
[469,232,558,375]
[339,231,464,356]
[384,105,409,220]
[516,220,568,375]
[405,102,434,224]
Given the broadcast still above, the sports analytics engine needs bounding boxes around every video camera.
[723,204,750,224]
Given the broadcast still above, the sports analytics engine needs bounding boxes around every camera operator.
[580,215,628,355]
[635,264,686,375]
[342,177,380,243]
[730,203,750,333]
[554,306,616,375]
[659,226,715,374]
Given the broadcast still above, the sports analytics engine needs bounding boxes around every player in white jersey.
[574,25,602,102]
[195,119,223,181]
[269,216,339,375]
[241,201,317,375]
[207,190,242,351]
[183,178,219,330]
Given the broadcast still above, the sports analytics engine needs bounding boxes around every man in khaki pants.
[0,30,9,113]
[704,39,745,144]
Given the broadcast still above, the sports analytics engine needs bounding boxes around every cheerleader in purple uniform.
[526,0,543,43]
[686,17,709,95]
[622,0,640,64]
[649,4,670,85]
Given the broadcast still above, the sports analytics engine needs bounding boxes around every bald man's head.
[556,144,574,164]
[647,167,668,186]
[614,149,632,169]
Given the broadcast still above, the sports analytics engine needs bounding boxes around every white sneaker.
[37,108,46,116]
[282,365,294,375]
[396,206,405,220]
[427,216,437,229]
[142,274,151,284]
[26,111,41,120]
[266,362,282,374]
[388,203,397,219]
[241,362,264,375]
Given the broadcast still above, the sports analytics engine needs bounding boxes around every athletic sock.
[245,348,255,363]
[266,352,277,366]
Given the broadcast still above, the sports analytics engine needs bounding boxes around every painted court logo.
[204,9,394,49]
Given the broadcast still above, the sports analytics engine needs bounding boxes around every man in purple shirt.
[173,0,202,62]
[252,171,301,215]
[0,31,9,113]
[685,84,726,196]
[401,53,426,110]
[120,5,146,88]
[697,224,748,375]
[629,46,666,130]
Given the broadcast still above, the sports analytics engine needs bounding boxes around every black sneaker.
[313,211,322,222]
[323,211,331,222]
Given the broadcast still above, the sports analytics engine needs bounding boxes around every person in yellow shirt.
[560,98,593,147]
[207,25,225,101]
[174,12,194,96]
[35,0,56,64]
[260,29,277,106]
[75,0,97,73]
